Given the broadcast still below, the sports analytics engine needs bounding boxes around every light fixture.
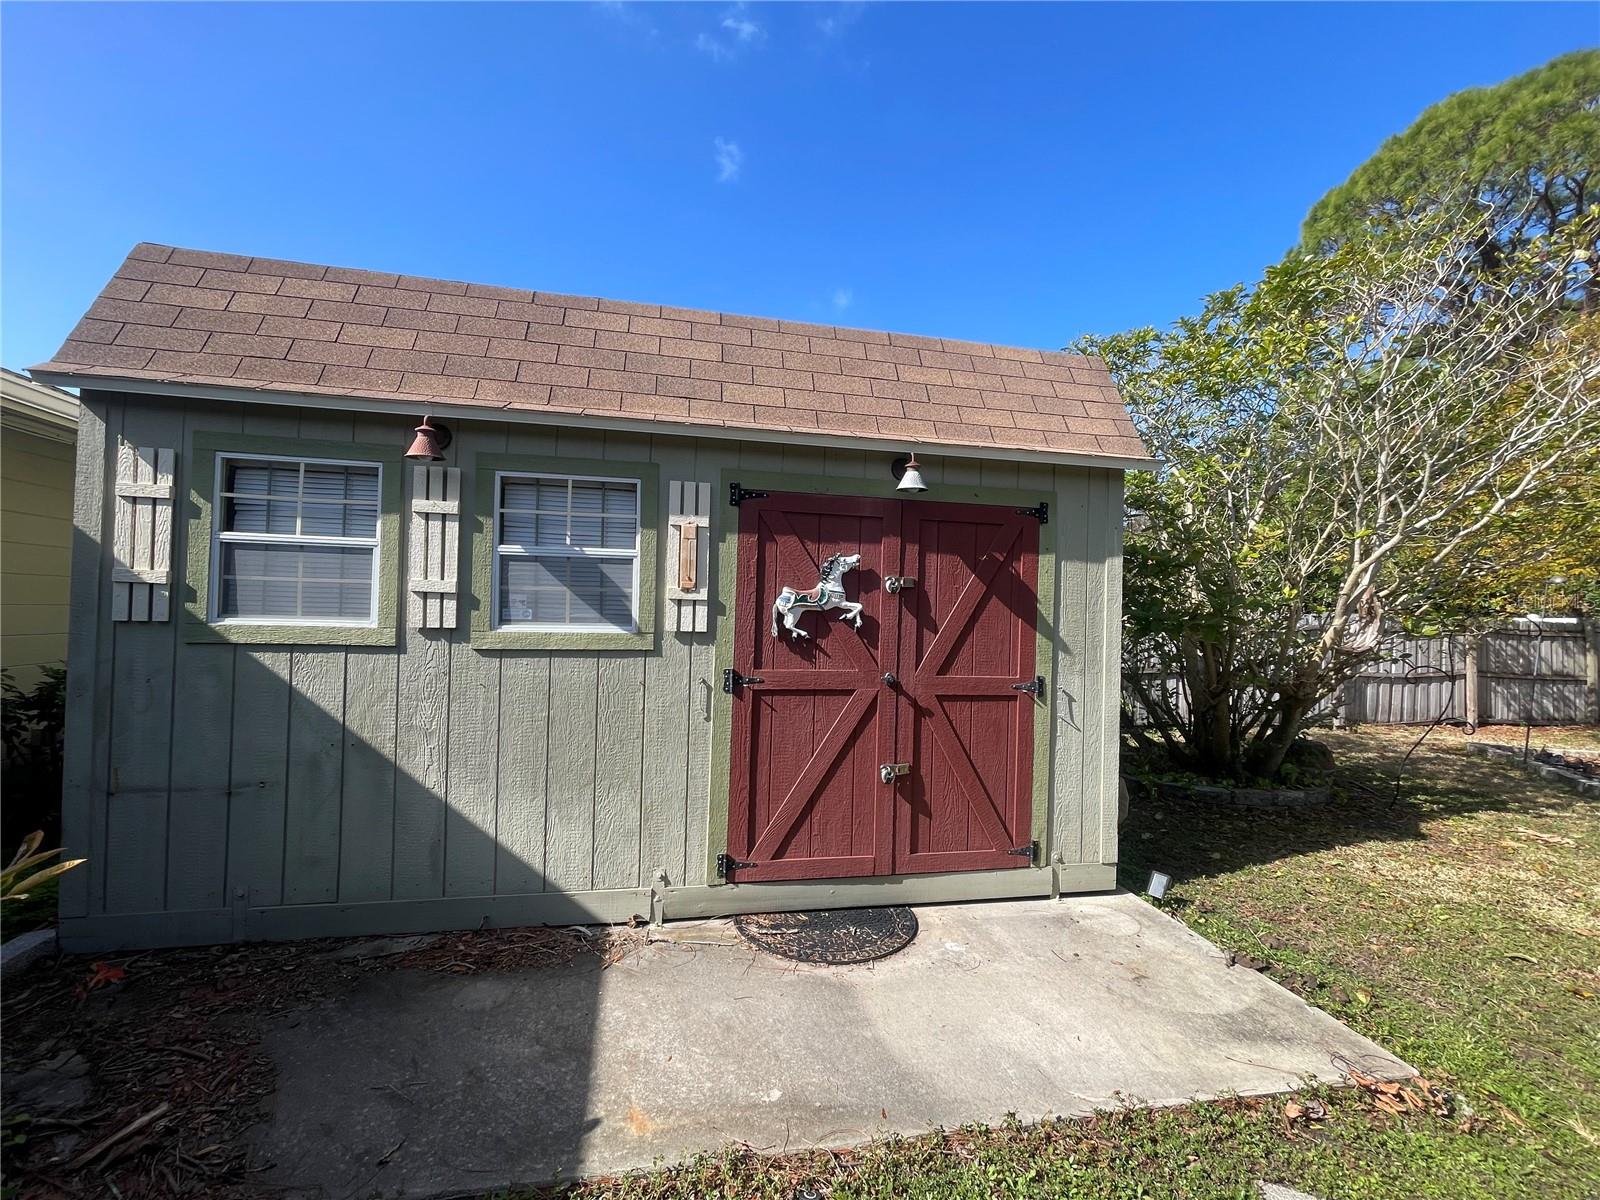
[891,453,928,494]
[405,416,452,462]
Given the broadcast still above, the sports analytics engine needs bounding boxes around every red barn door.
[895,504,1040,875]
[725,491,1040,882]
[726,493,902,881]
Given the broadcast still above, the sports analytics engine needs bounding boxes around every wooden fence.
[1129,617,1600,729]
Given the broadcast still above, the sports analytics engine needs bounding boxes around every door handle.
[882,672,898,687]
[879,762,910,784]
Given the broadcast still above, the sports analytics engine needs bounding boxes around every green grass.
[508,727,1599,1199]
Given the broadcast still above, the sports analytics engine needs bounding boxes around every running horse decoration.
[771,552,864,640]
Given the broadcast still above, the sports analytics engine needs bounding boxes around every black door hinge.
[1007,840,1040,863]
[729,482,769,507]
[717,853,757,879]
[723,668,764,693]
[1016,502,1049,524]
[1010,675,1046,697]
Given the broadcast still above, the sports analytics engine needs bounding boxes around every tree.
[1302,49,1600,303]
[1084,203,1599,781]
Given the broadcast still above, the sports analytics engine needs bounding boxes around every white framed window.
[210,453,382,626]
[493,472,641,632]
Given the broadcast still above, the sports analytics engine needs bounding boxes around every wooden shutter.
[665,481,711,633]
[111,442,175,622]
[409,464,460,629]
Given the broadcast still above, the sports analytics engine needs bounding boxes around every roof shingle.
[32,243,1152,464]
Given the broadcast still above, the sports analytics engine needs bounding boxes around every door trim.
[707,468,1057,888]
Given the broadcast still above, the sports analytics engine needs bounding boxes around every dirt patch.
[1,926,635,1198]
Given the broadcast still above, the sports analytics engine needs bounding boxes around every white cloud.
[694,32,731,61]
[722,13,761,42]
[696,4,763,60]
[817,3,865,38]
[831,288,854,311]
[714,137,744,183]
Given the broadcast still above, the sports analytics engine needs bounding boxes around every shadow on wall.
[69,631,624,1189]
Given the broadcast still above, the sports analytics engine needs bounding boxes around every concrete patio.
[254,892,1408,1198]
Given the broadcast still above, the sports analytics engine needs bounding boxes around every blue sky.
[2,2,1593,369]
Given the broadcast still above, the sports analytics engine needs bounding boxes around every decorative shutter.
[665,481,711,633]
[409,464,460,629]
[111,442,175,622]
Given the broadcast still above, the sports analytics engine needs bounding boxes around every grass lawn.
[517,726,1599,1200]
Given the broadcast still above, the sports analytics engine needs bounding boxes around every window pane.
[227,461,298,496]
[568,513,603,549]
[499,553,634,629]
[499,510,536,545]
[301,501,378,538]
[600,517,636,550]
[501,480,539,512]
[303,463,379,501]
[570,482,606,514]
[218,543,374,621]
[602,484,635,515]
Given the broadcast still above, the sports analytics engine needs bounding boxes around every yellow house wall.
[2,424,75,687]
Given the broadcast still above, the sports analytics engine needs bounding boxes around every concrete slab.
[254,892,1408,1198]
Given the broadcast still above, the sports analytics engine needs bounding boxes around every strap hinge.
[1015,501,1048,523]
[729,482,769,507]
[1007,840,1040,863]
[1010,675,1046,697]
[723,668,764,694]
[716,853,757,880]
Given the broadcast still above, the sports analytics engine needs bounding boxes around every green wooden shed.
[31,244,1152,951]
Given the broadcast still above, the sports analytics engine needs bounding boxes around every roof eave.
[29,368,1159,472]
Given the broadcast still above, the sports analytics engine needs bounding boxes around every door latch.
[723,668,764,694]
[1010,675,1047,697]
[884,575,917,594]
[879,762,910,784]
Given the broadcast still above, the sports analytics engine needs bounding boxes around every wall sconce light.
[405,416,452,462]
[891,453,928,494]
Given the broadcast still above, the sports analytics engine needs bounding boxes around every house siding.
[1,424,76,687]
[59,390,1124,949]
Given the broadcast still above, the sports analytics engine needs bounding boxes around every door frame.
[706,467,1058,889]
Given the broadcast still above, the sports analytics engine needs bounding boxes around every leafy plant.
[1,666,67,847]
[0,831,83,904]
[1085,199,1599,781]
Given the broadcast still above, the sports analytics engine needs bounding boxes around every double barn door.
[726,491,1041,882]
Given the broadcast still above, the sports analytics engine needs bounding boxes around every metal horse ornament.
[771,552,864,640]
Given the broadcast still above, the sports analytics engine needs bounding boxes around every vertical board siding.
[228,650,292,908]
[283,650,346,904]
[641,438,699,888]
[1052,468,1090,868]
[68,394,1131,946]
[165,401,242,912]
[545,654,600,891]
[340,648,398,902]
[103,400,185,913]
[496,653,552,893]
[444,640,501,896]
[60,396,114,918]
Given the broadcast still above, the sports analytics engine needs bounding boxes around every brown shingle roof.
[32,243,1152,464]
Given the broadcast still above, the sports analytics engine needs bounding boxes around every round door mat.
[733,907,918,965]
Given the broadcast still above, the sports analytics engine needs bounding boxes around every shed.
[31,244,1152,951]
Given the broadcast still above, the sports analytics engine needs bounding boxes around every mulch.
[1,925,634,1199]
